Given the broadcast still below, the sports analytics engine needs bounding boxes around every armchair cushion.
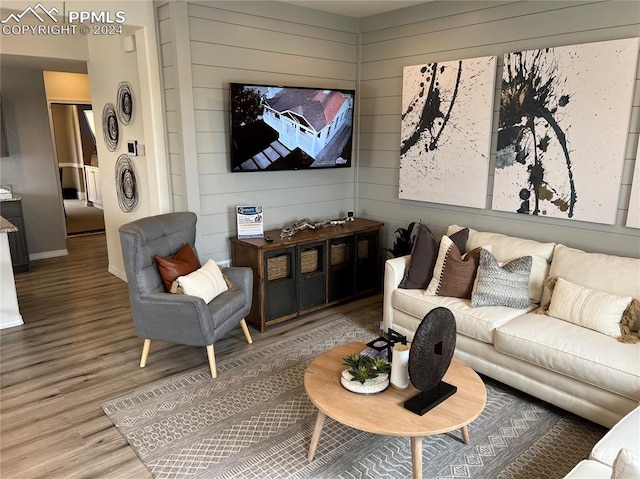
[155,243,200,291]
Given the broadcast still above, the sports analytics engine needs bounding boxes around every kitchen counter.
[1,213,23,329]
[1,215,18,233]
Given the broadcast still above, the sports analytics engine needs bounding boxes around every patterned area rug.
[102,307,606,478]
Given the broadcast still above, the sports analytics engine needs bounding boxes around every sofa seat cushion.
[494,314,640,400]
[590,405,640,467]
[392,288,532,344]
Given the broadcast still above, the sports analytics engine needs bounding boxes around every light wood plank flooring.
[0,233,381,478]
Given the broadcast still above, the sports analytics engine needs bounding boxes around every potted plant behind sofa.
[384,221,419,258]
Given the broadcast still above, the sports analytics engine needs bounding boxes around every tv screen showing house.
[229,83,355,172]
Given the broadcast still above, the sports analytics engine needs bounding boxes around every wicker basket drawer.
[300,249,319,274]
[267,255,290,281]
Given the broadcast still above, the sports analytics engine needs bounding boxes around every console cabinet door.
[298,241,326,311]
[264,247,297,321]
[355,231,380,294]
[328,236,355,302]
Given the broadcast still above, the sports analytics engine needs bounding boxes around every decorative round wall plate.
[116,81,133,126]
[102,103,119,152]
[115,154,138,212]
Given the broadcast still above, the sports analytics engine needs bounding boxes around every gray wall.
[156,0,640,262]
[157,1,359,263]
[0,67,67,257]
[359,1,640,257]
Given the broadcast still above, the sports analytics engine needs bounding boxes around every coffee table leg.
[461,425,470,444]
[410,436,423,479]
[307,411,326,462]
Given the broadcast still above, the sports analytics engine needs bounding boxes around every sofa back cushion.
[447,225,555,304]
[542,244,640,313]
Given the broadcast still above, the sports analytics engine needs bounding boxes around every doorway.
[49,103,105,236]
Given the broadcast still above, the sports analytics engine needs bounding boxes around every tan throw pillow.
[547,277,636,341]
[155,243,200,292]
[170,259,228,303]
[425,235,485,299]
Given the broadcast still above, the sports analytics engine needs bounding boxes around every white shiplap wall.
[358,0,640,257]
[156,1,359,262]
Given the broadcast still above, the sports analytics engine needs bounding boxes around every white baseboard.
[30,249,68,261]
[0,312,24,329]
[109,264,127,282]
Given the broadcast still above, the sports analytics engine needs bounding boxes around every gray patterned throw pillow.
[471,249,532,308]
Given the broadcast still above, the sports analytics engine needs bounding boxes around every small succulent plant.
[343,353,390,384]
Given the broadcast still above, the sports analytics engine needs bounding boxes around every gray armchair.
[118,212,253,378]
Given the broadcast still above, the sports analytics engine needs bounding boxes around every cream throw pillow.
[170,259,228,303]
[611,448,640,479]
[548,277,633,338]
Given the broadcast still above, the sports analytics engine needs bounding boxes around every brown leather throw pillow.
[436,246,483,299]
[155,243,201,292]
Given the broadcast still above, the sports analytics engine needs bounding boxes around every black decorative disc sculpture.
[405,307,457,415]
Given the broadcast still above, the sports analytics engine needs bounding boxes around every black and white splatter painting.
[399,56,496,208]
[492,38,638,224]
[627,140,640,229]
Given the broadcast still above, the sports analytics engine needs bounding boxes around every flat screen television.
[229,82,355,172]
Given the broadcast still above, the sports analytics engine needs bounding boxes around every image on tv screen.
[230,83,354,172]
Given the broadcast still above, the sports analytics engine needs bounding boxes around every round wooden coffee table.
[304,342,487,479]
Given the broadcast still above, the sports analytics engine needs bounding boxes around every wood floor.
[0,233,381,478]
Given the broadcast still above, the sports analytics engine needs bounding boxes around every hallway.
[64,199,105,236]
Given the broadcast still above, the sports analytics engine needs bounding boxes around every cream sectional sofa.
[565,404,640,478]
[383,225,640,428]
